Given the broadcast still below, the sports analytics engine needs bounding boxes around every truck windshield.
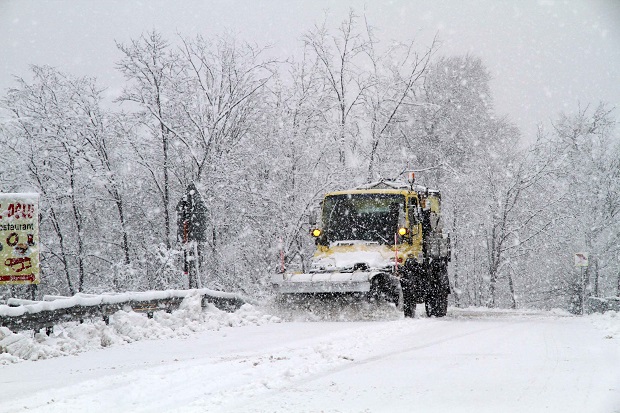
[322,194,404,245]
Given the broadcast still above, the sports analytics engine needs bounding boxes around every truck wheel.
[369,276,402,310]
[402,285,415,318]
[425,299,434,317]
[434,292,448,317]
[404,300,415,318]
[425,292,448,317]
[392,283,404,311]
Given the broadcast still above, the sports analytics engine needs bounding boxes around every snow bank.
[448,306,571,318]
[0,295,280,364]
[589,310,620,339]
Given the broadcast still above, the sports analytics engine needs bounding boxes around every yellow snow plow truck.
[271,175,451,317]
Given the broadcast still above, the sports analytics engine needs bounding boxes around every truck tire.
[402,282,416,318]
[392,283,404,311]
[425,292,448,317]
[434,292,448,317]
[369,275,403,310]
[401,260,421,318]
[425,299,433,317]
[404,297,415,318]
[424,260,449,317]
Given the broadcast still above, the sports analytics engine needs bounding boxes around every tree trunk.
[366,134,380,183]
[68,158,85,292]
[452,209,460,307]
[158,98,171,250]
[339,116,346,165]
[50,207,75,295]
[593,256,599,297]
[508,270,517,309]
[33,172,75,295]
[486,227,499,308]
[115,195,131,265]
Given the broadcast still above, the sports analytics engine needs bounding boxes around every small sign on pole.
[574,252,590,315]
[0,193,40,285]
[574,252,589,267]
[176,183,208,243]
[176,183,208,289]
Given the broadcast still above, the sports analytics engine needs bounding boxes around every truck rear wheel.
[424,260,449,317]
[402,284,415,318]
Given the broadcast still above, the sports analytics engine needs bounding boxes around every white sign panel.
[574,252,589,268]
[0,193,40,284]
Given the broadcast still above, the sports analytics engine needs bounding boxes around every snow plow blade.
[271,271,380,294]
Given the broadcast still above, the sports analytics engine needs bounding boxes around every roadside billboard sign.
[0,193,40,284]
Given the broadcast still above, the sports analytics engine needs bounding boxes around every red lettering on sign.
[3,203,35,220]
[8,203,17,219]
[6,233,18,247]
[0,274,35,282]
[5,257,32,273]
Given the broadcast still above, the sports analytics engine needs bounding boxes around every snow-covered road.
[1,307,619,413]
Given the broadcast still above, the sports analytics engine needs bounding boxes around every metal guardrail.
[585,296,620,314]
[0,288,253,334]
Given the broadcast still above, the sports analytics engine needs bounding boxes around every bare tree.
[480,127,559,307]
[116,31,180,250]
[303,10,369,166]
[548,104,619,306]
[0,66,129,292]
[361,19,436,181]
[172,34,277,182]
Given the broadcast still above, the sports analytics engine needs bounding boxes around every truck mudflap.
[271,271,383,294]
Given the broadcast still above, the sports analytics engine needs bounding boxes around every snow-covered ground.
[0,298,619,412]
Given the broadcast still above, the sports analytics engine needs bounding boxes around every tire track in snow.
[239,315,620,413]
[288,318,526,382]
[226,317,529,412]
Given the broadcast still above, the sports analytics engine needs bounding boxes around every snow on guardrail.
[586,296,620,314]
[0,294,280,364]
[0,288,257,334]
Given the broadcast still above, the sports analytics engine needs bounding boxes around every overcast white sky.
[1,0,619,141]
